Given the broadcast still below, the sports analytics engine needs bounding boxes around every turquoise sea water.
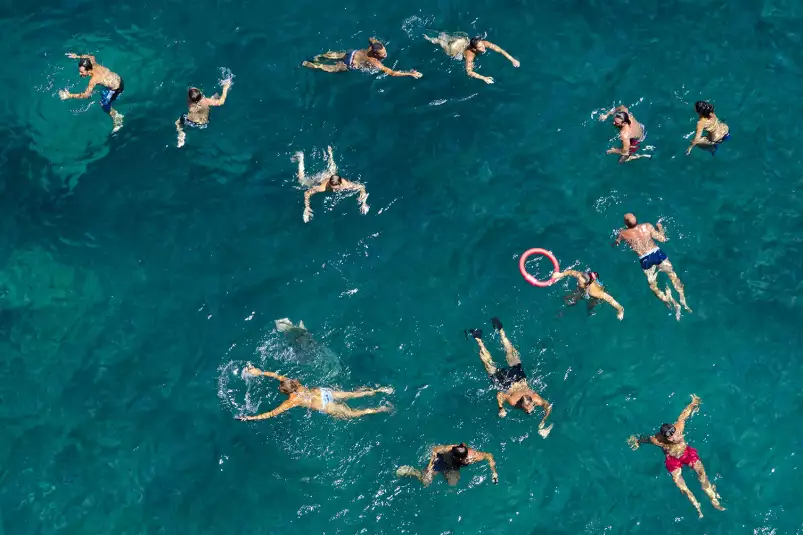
[2,0,803,533]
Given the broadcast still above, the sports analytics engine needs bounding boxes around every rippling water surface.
[2,0,803,533]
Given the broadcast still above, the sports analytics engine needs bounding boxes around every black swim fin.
[491,317,503,331]
[464,328,483,340]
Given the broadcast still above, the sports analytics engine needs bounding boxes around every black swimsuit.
[492,363,527,391]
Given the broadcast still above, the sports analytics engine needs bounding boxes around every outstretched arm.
[303,184,326,222]
[650,222,668,242]
[326,146,338,175]
[599,105,629,121]
[613,231,623,247]
[66,52,96,62]
[206,80,232,107]
[244,365,289,382]
[607,133,631,157]
[553,269,585,282]
[368,58,422,78]
[472,451,499,483]
[486,42,520,67]
[627,434,662,450]
[465,56,493,84]
[674,394,701,434]
[339,179,370,214]
[686,119,707,154]
[236,399,295,421]
[60,77,98,100]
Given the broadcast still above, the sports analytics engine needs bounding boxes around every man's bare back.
[618,222,662,256]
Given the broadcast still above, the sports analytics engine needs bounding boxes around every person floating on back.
[175,79,232,148]
[396,443,498,487]
[235,365,393,420]
[59,53,125,132]
[628,395,725,518]
[614,213,691,320]
[423,32,519,84]
[553,269,624,320]
[294,146,369,223]
[598,105,651,163]
[686,101,730,156]
[302,38,422,79]
[466,318,553,437]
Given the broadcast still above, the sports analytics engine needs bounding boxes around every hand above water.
[303,207,313,223]
[511,59,520,68]
[376,386,394,395]
[408,70,423,79]
[483,76,495,84]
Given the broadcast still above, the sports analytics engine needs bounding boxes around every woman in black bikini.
[302,38,422,78]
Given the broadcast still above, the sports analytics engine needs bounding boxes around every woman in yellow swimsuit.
[686,101,730,155]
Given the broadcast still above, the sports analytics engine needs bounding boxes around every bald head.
[624,213,637,228]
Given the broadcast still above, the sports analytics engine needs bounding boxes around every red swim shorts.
[629,139,641,153]
[665,446,700,473]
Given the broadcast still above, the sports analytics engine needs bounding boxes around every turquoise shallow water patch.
[1,0,802,533]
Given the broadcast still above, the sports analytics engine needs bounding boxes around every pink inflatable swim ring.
[519,248,560,288]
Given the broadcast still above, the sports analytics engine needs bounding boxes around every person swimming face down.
[188,87,203,105]
[695,100,715,119]
[624,213,638,228]
[584,271,599,286]
[328,173,343,187]
[517,394,535,414]
[469,36,487,54]
[613,111,631,128]
[451,443,470,464]
[78,58,93,77]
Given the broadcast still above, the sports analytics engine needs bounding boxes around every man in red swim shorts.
[627,395,725,518]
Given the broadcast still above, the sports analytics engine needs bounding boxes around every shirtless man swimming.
[467,318,553,437]
[59,53,124,132]
[175,79,232,148]
[614,213,691,319]
[628,395,725,518]
[302,38,422,79]
[598,105,651,163]
[553,269,624,320]
[396,443,498,487]
[294,146,369,223]
[235,365,392,420]
[424,32,519,84]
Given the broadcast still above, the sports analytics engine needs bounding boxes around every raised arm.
[244,365,289,382]
[471,450,499,483]
[650,222,667,242]
[674,394,701,434]
[465,55,493,84]
[553,269,585,282]
[66,52,96,62]
[486,42,520,67]
[599,105,629,122]
[236,399,296,421]
[368,58,422,79]
[206,80,232,107]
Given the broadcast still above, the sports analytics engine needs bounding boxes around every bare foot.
[712,501,726,511]
[177,132,186,148]
[301,60,314,68]
[112,113,124,133]
[396,466,418,478]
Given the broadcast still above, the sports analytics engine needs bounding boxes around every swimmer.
[553,269,624,320]
[294,146,369,223]
[423,32,519,84]
[598,105,651,163]
[302,38,422,79]
[235,364,393,420]
[466,318,553,437]
[59,53,124,132]
[274,318,312,350]
[628,395,725,518]
[396,443,498,487]
[175,80,232,148]
[614,213,691,320]
[686,101,730,155]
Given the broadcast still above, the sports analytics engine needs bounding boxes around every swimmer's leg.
[301,61,348,73]
[444,469,461,486]
[423,33,449,49]
[396,465,428,485]
[564,288,585,307]
[496,325,521,367]
[332,386,392,400]
[659,260,692,313]
[469,331,498,375]
[109,107,124,133]
[691,460,725,511]
[175,118,186,148]
[622,154,652,162]
[325,403,392,419]
[644,267,681,318]
[671,468,704,518]
[313,51,347,61]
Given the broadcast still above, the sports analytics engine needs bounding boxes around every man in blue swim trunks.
[301,38,422,78]
[467,318,553,437]
[59,53,124,132]
[396,443,498,487]
[614,213,692,319]
[174,79,232,148]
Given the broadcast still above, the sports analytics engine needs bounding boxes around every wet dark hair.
[469,36,483,50]
[614,111,631,125]
[452,443,469,461]
[78,58,93,71]
[585,271,599,283]
[329,174,342,185]
[660,423,675,438]
[695,100,714,118]
[188,87,203,104]
[517,395,534,407]
[368,39,386,57]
